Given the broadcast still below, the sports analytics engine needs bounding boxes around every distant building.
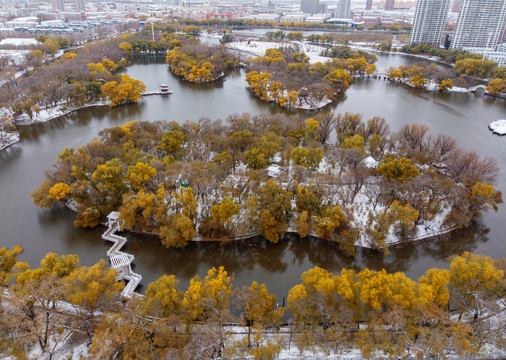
[464,45,506,67]
[51,0,65,12]
[452,0,506,50]
[365,0,372,10]
[326,18,364,28]
[451,0,462,13]
[338,0,350,18]
[410,0,450,46]
[280,14,305,23]
[5,17,39,29]
[363,16,381,27]
[385,0,395,11]
[301,0,319,14]
[73,0,85,12]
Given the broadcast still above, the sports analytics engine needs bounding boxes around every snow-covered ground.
[227,40,330,65]
[426,82,470,93]
[215,155,459,249]
[0,131,19,151]
[489,119,506,135]
[13,101,109,126]
[19,322,506,360]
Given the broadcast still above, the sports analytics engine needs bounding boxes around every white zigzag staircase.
[102,212,141,298]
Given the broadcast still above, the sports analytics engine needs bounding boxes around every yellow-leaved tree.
[449,252,504,321]
[183,266,232,322]
[144,274,183,318]
[235,281,283,346]
[6,252,80,358]
[126,162,157,191]
[64,259,124,343]
[102,74,146,107]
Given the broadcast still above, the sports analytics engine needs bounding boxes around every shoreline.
[13,101,110,127]
[187,227,458,250]
[0,131,20,151]
[96,207,457,251]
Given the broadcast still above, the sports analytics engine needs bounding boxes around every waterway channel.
[0,54,504,296]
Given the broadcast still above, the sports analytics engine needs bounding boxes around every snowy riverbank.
[0,131,19,151]
[13,101,110,126]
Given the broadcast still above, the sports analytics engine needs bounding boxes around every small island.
[165,34,239,83]
[489,120,506,135]
[32,113,502,256]
[233,40,377,109]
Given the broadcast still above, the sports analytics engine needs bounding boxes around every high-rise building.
[301,0,319,14]
[365,0,372,10]
[73,0,85,12]
[338,0,351,18]
[451,0,462,13]
[452,0,506,50]
[51,0,65,11]
[410,0,450,46]
[385,0,395,11]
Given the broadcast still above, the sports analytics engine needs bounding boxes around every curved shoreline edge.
[13,101,110,127]
[0,132,20,151]
[95,207,458,251]
[188,226,458,250]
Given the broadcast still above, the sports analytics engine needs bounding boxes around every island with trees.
[244,45,377,109]
[0,246,504,359]
[164,33,239,83]
[0,34,150,127]
[31,112,502,256]
[392,43,506,96]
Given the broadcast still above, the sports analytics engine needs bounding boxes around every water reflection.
[119,219,490,296]
[0,146,22,164]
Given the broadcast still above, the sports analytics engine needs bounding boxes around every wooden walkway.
[102,212,142,298]
[141,89,172,96]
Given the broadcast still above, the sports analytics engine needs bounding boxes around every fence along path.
[102,212,142,297]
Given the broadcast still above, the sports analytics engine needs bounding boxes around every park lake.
[1,52,505,297]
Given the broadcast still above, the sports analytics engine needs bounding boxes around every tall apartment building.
[366,0,372,10]
[452,0,506,50]
[385,0,395,11]
[301,0,319,14]
[409,0,450,46]
[51,0,65,12]
[338,0,351,18]
[73,0,85,12]
[451,0,462,13]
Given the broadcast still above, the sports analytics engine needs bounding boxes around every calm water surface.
[1,55,504,296]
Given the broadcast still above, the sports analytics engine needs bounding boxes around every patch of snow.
[489,119,506,135]
[0,37,38,46]
[362,156,378,168]
[267,164,281,177]
[227,40,329,65]
[13,101,109,126]
[0,131,19,151]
